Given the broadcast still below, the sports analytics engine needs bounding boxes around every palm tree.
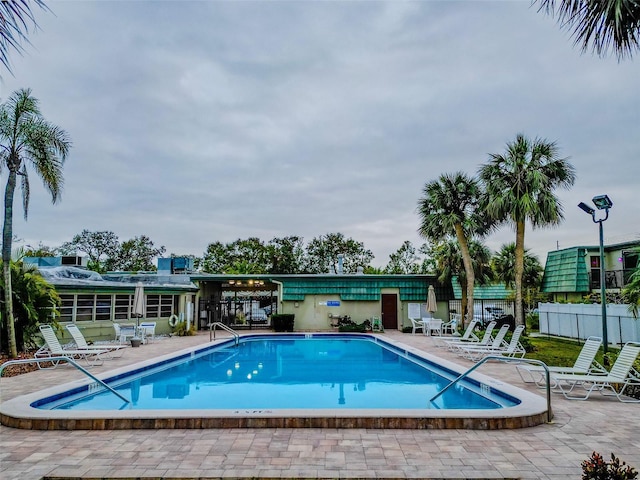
[428,238,493,325]
[479,134,575,327]
[0,88,71,357]
[417,172,490,326]
[0,259,60,352]
[0,1,49,74]
[491,242,543,289]
[536,0,640,59]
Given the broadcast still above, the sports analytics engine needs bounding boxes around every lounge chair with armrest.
[516,336,606,387]
[549,342,640,402]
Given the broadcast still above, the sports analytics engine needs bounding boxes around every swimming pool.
[0,333,549,430]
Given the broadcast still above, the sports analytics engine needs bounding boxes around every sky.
[1,0,638,269]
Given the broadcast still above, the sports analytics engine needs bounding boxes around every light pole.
[578,194,613,355]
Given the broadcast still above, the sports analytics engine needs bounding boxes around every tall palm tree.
[0,1,49,74]
[0,88,70,357]
[417,172,490,327]
[479,134,575,327]
[536,0,640,59]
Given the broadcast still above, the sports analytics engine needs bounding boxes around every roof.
[37,266,199,294]
[191,273,454,302]
[450,277,513,300]
[541,247,590,293]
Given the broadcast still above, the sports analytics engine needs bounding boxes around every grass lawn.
[524,335,613,367]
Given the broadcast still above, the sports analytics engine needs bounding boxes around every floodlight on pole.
[577,195,612,355]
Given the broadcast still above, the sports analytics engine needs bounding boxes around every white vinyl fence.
[538,303,639,345]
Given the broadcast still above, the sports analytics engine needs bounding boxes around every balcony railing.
[589,269,635,290]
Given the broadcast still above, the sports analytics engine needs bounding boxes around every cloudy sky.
[1,0,638,268]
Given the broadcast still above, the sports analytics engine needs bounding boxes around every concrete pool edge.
[0,333,551,430]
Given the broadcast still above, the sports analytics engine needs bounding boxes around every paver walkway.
[1,330,638,479]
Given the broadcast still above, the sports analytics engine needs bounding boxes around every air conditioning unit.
[60,256,88,267]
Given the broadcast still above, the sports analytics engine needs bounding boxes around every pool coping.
[0,333,550,430]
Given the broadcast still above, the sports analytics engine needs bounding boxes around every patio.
[1,330,638,479]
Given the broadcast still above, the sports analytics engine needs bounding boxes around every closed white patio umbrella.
[426,285,438,316]
[132,282,145,329]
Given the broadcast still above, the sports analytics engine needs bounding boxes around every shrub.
[582,452,638,480]
[272,314,295,332]
[173,320,196,336]
[339,323,367,333]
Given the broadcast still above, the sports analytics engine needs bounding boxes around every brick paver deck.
[1,330,638,479]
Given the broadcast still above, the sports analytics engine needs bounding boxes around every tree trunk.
[3,170,17,358]
[514,220,526,327]
[454,223,475,329]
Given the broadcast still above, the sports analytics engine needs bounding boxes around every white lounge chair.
[35,324,108,368]
[516,336,606,386]
[456,324,511,360]
[439,319,480,349]
[450,321,497,353]
[458,325,526,362]
[550,342,640,402]
[65,324,127,358]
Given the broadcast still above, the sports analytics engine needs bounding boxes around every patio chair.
[65,324,127,358]
[35,324,108,368]
[549,342,640,402]
[113,323,136,344]
[441,317,457,335]
[409,317,425,335]
[140,321,156,343]
[457,325,525,362]
[516,336,606,386]
[456,324,511,360]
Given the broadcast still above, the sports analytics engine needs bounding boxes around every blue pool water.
[34,334,519,411]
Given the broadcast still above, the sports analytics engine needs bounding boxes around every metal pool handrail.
[0,356,130,404]
[430,356,553,424]
[208,322,240,345]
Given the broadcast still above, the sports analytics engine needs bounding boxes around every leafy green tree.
[622,249,640,318]
[105,235,165,272]
[417,172,490,326]
[58,229,119,272]
[200,241,230,273]
[536,0,640,59]
[0,260,59,353]
[479,134,575,327]
[266,236,305,274]
[200,237,269,274]
[22,241,57,257]
[385,240,421,274]
[0,88,71,357]
[304,232,373,274]
[0,0,49,73]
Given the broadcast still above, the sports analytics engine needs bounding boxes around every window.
[76,295,95,322]
[114,294,132,320]
[590,256,600,268]
[145,294,177,318]
[95,295,112,321]
[59,294,75,322]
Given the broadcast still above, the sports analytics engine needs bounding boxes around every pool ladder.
[0,356,130,404]
[208,322,240,346]
[430,356,553,424]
